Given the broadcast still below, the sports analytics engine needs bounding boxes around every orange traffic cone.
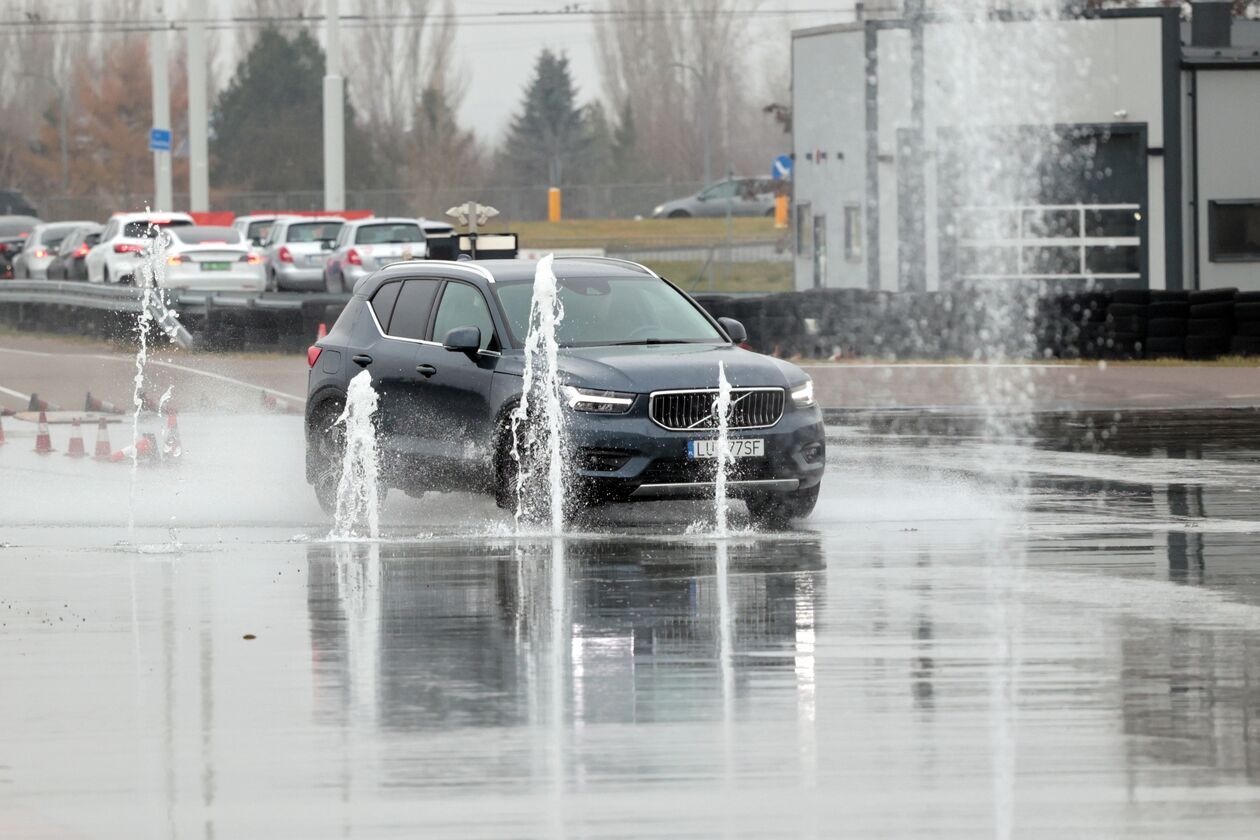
[111,434,156,463]
[64,418,87,458]
[93,418,112,460]
[86,391,124,414]
[29,393,57,412]
[317,322,328,340]
[161,411,182,460]
[33,410,54,454]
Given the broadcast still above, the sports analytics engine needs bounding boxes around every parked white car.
[260,216,344,292]
[86,211,195,284]
[160,226,265,292]
[11,220,96,279]
[323,217,430,293]
[232,214,297,247]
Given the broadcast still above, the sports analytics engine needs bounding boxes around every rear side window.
[356,223,423,245]
[247,220,274,242]
[384,278,441,340]
[370,281,402,329]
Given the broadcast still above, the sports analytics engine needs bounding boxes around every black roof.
[359,257,655,296]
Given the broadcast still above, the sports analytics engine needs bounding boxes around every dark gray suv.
[305,257,825,525]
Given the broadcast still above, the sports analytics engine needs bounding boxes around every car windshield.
[288,221,342,243]
[123,219,193,238]
[356,223,423,245]
[494,275,726,348]
[171,227,244,245]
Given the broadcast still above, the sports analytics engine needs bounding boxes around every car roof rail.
[551,255,657,277]
[381,258,498,284]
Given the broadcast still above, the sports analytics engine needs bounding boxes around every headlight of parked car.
[563,386,635,414]
[652,205,665,216]
[791,379,816,408]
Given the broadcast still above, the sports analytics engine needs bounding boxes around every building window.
[1209,200,1260,262]
[844,205,862,262]
[796,202,812,255]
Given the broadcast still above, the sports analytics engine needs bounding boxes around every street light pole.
[187,0,210,212]
[149,2,173,211]
[671,62,711,188]
[323,0,346,212]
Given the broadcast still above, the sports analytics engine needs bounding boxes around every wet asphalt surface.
[2,409,1260,838]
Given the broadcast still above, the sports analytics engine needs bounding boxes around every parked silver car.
[323,217,431,294]
[12,221,97,279]
[261,216,344,291]
[651,177,778,219]
[46,223,104,281]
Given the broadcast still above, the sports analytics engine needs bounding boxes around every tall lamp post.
[670,61,712,189]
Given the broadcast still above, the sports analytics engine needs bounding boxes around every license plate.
[688,438,764,459]
[200,262,231,271]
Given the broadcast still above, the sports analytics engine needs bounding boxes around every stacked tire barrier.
[693,286,1260,361]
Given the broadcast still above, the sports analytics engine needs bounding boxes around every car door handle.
[415,364,437,378]
[352,354,373,367]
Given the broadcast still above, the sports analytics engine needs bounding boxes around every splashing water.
[713,361,734,536]
[331,370,381,540]
[126,220,173,533]
[511,254,567,532]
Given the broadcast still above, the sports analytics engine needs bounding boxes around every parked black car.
[0,215,40,279]
[305,257,825,525]
[46,223,104,281]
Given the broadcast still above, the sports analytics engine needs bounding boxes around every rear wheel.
[746,483,820,530]
[309,398,346,516]
[667,209,691,219]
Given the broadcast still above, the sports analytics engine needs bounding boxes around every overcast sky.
[452,1,851,143]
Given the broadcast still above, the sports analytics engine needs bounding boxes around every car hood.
[497,343,806,393]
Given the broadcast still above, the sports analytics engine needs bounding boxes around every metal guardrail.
[0,280,350,315]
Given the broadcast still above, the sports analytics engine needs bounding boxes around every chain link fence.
[28,181,710,225]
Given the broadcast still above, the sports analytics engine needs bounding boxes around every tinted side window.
[432,282,495,350]
[386,278,441,340]
[370,281,402,329]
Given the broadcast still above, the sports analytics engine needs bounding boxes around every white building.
[791,2,1260,292]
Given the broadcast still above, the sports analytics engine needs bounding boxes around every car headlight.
[563,386,635,414]
[652,204,665,216]
[791,379,815,408]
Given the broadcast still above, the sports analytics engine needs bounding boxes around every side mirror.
[718,317,747,344]
[442,325,481,354]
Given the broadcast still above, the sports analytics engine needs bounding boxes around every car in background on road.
[304,257,825,526]
[0,215,40,278]
[86,211,195,284]
[260,216,344,292]
[232,214,296,247]
[0,189,37,217]
[323,217,429,294]
[11,220,97,279]
[651,177,778,218]
[161,226,266,292]
[45,223,104,281]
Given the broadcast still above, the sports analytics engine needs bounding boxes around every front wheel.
[746,483,820,530]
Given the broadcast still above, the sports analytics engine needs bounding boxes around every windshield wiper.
[606,339,695,346]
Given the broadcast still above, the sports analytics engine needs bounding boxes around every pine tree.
[499,49,595,186]
[211,27,372,192]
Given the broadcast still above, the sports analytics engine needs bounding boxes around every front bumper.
[564,401,825,503]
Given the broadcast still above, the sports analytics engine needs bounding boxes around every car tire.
[668,209,691,219]
[325,270,342,294]
[102,267,111,285]
[746,483,820,530]
[266,269,277,293]
[493,418,587,523]
[308,397,346,516]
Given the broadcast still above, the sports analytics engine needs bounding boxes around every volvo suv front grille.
[649,388,785,431]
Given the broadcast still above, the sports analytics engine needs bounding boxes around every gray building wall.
[792,12,1175,292]
[791,25,867,291]
[1194,69,1260,293]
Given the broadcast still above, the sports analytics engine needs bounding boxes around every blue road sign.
[149,128,172,153]
[772,154,793,180]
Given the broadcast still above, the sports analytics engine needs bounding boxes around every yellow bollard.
[774,194,788,229]
[548,187,562,222]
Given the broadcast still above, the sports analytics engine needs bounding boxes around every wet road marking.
[0,345,305,404]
